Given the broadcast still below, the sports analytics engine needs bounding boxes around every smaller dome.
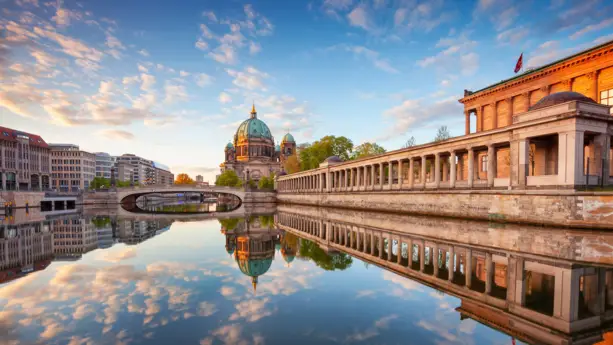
[226,142,234,149]
[282,133,295,143]
[275,144,280,152]
[278,171,287,176]
[324,155,343,163]
[529,91,596,111]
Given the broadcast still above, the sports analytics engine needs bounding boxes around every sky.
[1,0,613,182]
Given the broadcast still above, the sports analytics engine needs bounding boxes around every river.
[1,201,612,345]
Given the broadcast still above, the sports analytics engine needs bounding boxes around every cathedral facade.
[220,105,296,182]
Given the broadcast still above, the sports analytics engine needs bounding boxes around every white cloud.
[332,45,398,73]
[209,44,237,64]
[164,82,188,104]
[179,70,190,77]
[202,11,218,23]
[199,24,217,39]
[138,64,148,73]
[460,52,479,76]
[219,92,232,104]
[140,73,156,91]
[496,26,530,45]
[195,73,213,87]
[225,66,269,90]
[99,129,135,140]
[570,18,613,40]
[249,41,261,55]
[138,49,149,57]
[347,6,373,32]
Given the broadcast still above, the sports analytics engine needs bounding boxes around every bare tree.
[434,126,451,142]
[403,136,416,148]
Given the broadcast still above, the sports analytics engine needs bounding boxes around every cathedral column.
[357,166,361,189]
[465,110,471,135]
[370,165,375,190]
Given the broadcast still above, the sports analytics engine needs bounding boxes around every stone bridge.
[116,185,247,204]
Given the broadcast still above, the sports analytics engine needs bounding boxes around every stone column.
[467,148,474,188]
[485,253,493,295]
[448,246,454,282]
[379,233,384,259]
[450,151,456,188]
[465,110,470,135]
[379,163,384,190]
[594,133,610,185]
[407,238,413,267]
[465,249,472,288]
[506,98,514,126]
[388,161,393,189]
[356,167,361,189]
[518,139,529,188]
[408,158,414,189]
[491,103,498,129]
[419,241,425,272]
[476,108,482,132]
[370,165,375,189]
[434,153,441,188]
[432,243,439,277]
[487,145,496,187]
[398,160,403,189]
[387,236,392,261]
[397,238,402,264]
[421,156,427,188]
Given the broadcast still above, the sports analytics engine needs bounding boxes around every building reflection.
[275,205,613,345]
[0,213,175,284]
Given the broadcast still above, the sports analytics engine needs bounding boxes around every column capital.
[586,71,599,80]
[522,91,530,99]
[505,97,513,105]
[540,85,550,93]
[561,79,572,88]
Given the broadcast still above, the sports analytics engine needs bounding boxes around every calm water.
[2,203,613,345]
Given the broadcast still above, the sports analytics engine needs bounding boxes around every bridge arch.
[117,185,246,205]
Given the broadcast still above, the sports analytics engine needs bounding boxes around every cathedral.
[220,104,296,182]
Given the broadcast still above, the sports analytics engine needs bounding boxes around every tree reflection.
[298,239,353,271]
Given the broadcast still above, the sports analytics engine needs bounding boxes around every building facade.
[0,126,51,191]
[153,161,174,186]
[115,161,134,183]
[94,152,115,179]
[220,105,296,182]
[50,144,96,192]
[51,217,98,260]
[0,220,53,284]
[115,154,155,185]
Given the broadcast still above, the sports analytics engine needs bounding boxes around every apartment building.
[0,126,51,191]
[153,161,174,186]
[50,144,96,191]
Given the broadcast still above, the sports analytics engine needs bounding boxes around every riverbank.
[277,189,613,230]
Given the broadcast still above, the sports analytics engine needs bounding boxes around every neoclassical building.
[220,105,296,182]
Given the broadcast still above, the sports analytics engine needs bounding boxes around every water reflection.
[124,193,242,214]
[2,204,613,344]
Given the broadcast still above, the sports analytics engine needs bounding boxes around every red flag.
[514,53,523,73]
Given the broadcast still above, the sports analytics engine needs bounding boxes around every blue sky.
[2,0,613,181]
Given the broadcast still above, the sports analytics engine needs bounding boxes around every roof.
[236,117,273,141]
[462,39,613,100]
[282,133,295,143]
[0,126,49,148]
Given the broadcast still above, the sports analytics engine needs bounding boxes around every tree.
[297,136,353,171]
[351,142,386,160]
[298,239,353,271]
[215,170,243,187]
[434,126,451,142]
[283,155,301,174]
[175,173,195,185]
[90,177,109,189]
[403,136,416,148]
[258,174,275,189]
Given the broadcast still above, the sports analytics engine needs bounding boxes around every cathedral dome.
[275,144,280,152]
[235,104,273,142]
[529,91,596,111]
[282,133,295,143]
[226,142,234,149]
[236,257,273,277]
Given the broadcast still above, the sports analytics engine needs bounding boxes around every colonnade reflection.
[275,205,613,345]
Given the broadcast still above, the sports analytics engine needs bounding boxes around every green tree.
[404,136,416,148]
[90,177,110,189]
[218,217,242,231]
[215,170,243,187]
[298,239,353,271]
[298,136,353,171]
[91,216,111,228]
[434,126,451,142]
[258,174,275,189]
[351,142,386,160]
[283,155,301,174]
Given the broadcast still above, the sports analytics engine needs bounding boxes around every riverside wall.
[276,190,613,230]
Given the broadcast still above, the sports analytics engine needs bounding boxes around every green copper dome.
[236,117,273,141]
[236,257,273,277]
[226,142,234,149]
[282,133,295,143]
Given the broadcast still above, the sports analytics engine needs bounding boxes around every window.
[601,89,613,106]
[481,155,488,172]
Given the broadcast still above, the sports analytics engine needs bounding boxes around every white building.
[50,144,96,191]
[94,152,114,179]
[115,154,156,186]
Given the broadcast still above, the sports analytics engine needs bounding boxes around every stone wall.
[0,191,45,208]
[277,190,613,229]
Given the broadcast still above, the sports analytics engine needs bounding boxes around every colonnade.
[276,211,613,335]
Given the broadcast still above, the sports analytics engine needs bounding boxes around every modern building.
[153,161,174,186]
[94,152,115,179]
[220,104,296,182]
[51,217,98,260]
[49,144,96,192]
[115,154,155,185]
[196,175,204,183]
[115,161,134,183]
[0,220,54,284]
[0,126,51,191]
